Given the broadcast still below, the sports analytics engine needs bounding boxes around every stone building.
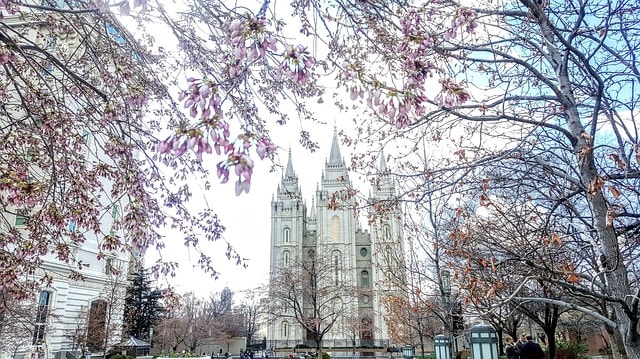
[0,4,142,359]
[266,128,404,349]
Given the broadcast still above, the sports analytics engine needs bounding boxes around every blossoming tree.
[143,0,638,355]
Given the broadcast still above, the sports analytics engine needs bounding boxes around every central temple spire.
[327,126,343,168]
[284,148,297,180]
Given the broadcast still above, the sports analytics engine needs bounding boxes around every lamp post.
[441,270,451,305]
[402,346,415,359]
[469,324,498,359]
[440,270,454,358]
[434,335,450,359]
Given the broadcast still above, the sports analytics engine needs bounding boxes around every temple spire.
[378,151,387,172]
[285,148,296,180]
[328,126,343,168]
[310,197,316,218]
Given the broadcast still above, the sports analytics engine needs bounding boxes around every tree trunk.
[602,325,624,359]
[546,332,556,359]
[526,2,640,356]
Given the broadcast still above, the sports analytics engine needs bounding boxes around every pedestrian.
[516,333,527,353]
[505,336,520,359]
[519,335,545,359]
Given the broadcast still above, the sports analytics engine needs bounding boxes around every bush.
[110,355,134,359]
[321,353,330,359]
[556,340,588,359]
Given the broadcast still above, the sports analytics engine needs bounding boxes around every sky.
[153,112,356,299]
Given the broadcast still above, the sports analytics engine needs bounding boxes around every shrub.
[110,355,134,359]
[556,340,588,359]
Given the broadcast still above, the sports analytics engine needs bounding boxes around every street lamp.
[402,346,415,359]
[434,335,450,359]
[440,270,454,359]
[441,270,451,302]
[469,324,499,359]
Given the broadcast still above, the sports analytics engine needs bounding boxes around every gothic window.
[32,290,51,345]
[383,224,391,240]
[330,216,340,241]
[283,228,290,243]
[283,251,290,266]
[360,247,368,257]
[361,270,370,287]
[87,299,108,351]
[281,321,289,337]
[332,251,341,285]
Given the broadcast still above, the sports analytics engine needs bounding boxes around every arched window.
[383,224,391,240]
[87,299,108,351]
[283,251,290,266]
[32,290,52,345]
[283,228,290,243]
[330,216,340,241]
[281,321,289,337]
[333,251,341,285]
[361,270,370,287]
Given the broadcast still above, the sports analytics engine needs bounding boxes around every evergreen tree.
[123,270,165,340]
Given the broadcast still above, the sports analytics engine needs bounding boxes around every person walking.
[519,335,545,359]
[505,336,520,359]
[516,333,527,353]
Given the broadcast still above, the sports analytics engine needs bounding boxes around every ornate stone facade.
[267,129,403,349]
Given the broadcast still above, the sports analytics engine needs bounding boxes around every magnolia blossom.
[397,10,433,60]
[278,45,315,84]
[256,137,277,159]
[179,78,223,119]
[435,78,471,109]
[216,153,255,195]
[446,7,478,40]
[159,72,281,195]
[229,16,277,63]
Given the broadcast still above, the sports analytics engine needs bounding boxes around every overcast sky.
[152,111,360,299]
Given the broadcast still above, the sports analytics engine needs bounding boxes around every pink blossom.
[235,180,251,195]
[435,78,470,108]
[279,45,315,84]
[256,138,277,159]
[217,162,230,183]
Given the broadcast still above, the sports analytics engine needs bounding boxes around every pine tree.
[123,270,165,340]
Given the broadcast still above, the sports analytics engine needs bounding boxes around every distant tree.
[0,293,37,357]
[181,293,209,353]
[204,288,234,319]
[86,263,128,355]
[64,306,89,354]
[268,251,355,357]
[153,308,188,353]
[123,269,165,340]
[341,311,375,353]
[236,293,262,348]
[211,311,244,352]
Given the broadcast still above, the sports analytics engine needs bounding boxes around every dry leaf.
[608,186,622,199]
[567,273,580,283]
